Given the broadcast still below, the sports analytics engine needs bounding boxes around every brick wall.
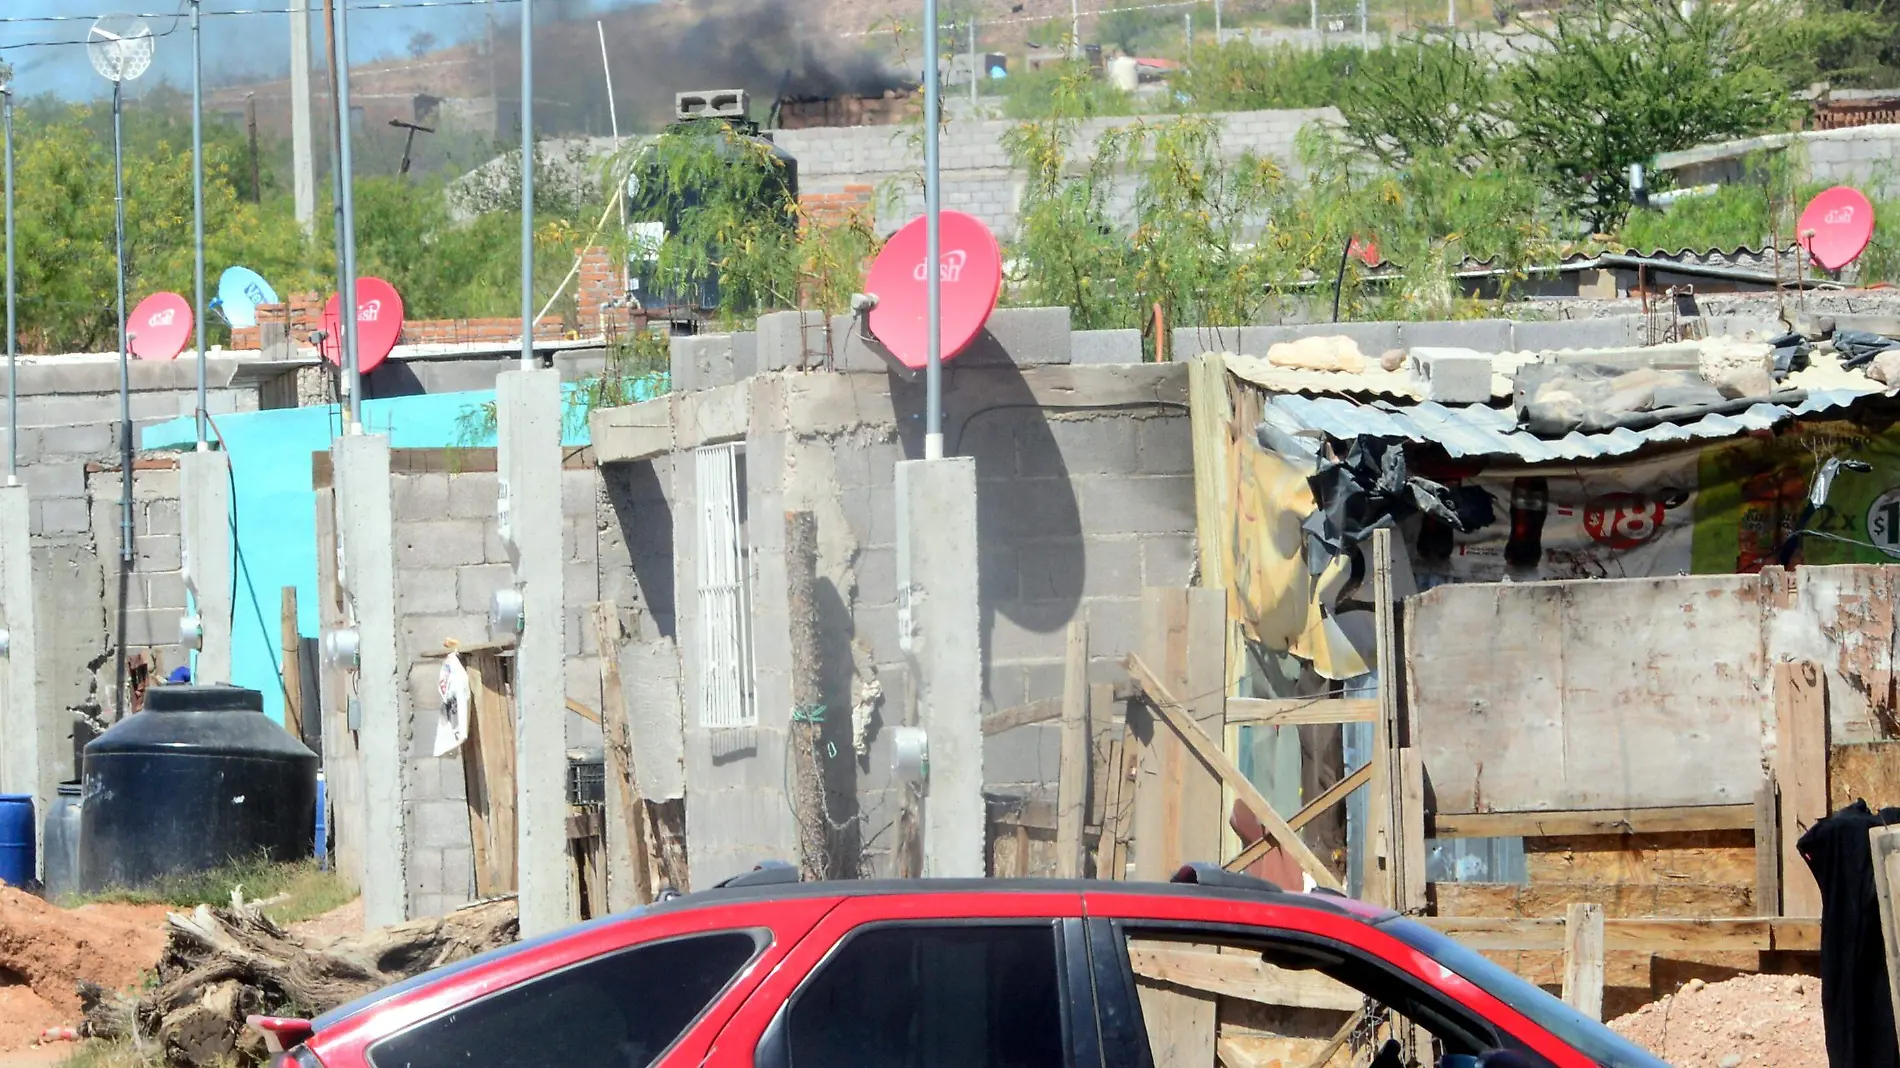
[387,458,604,919]
[801,184,878,228]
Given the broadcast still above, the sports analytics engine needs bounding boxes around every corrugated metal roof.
[1260,388,1884,462]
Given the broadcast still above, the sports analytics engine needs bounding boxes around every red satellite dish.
[129,292,192,360]
[1797,186,1876,271]
[866,211,1004,371]
[1348,235,1380,266]
[319,277,405,374]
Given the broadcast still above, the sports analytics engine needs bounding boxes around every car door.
[1081,891,1589,1068]
[705,888,1100,1068]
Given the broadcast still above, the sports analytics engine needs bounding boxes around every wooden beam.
[1425,916,1821,953]
[1055,621,1091,879]
[1399,747,1426,912]
[1226,762,1374,873]
[1370,527,1402,911]
[1873,825,1900,1057]
[565,698,601,726]
[462,650,518,897]
[1225,697,1378,726]
[1128,941,1361,1012]
[1127,652,1342,891]
[1754,781,1781,917]
[280,587,304,745]
[1774,660,1828,917]
[592,602,654,907]
[1562,903,1606,1021]
[1431,804,1757,839]
[985,682,1137,735]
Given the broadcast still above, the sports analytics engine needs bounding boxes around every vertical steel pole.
[969,21,978,109]
[924,0,942,459]
[191,0,207,447]
[1215,0,1223,39]
[4,87,15,486]
[113,80,132,721]
[521,0,536,371]
[334,0,361,430]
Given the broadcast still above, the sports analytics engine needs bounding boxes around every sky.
[0,0,632,101]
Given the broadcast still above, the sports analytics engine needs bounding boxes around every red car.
[256,864,1668,1068]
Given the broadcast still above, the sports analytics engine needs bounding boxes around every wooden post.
[1871,825,1900,1056]
[1562,903,1606,1020]
[1774,660,1828,916]
[785,511,828,880]
[280,587,304,744]
[1056,620,1090,879]
[592,602,654,907]
[1754,778,1781,917]
[1369,527,1403,910]
[461,650,518,896]
[1398,747,1427,912]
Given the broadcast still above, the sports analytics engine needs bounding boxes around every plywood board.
[1775,661,1828,918]
[1407,575,1768,813]
[1523,831,1757,886]
[1128,941,1360,1012]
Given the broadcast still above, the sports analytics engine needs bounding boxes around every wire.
[0,0,517,25]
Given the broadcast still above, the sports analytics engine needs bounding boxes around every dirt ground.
[0,886,170,1055]
[1610,972,1827,1068]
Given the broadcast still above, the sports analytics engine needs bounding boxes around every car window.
[1117,930,1508,1068]
[369,930,759,1068]
[785,924,1067,1068]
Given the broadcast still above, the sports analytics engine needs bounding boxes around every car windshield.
[1380,917,1670,1068]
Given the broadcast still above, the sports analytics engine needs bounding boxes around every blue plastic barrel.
[0,794,35,888]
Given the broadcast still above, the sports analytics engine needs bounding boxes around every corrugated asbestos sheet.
[1259,388,1883,462]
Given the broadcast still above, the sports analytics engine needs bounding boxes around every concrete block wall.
[87,463,191,685]
[389,462,604,919]
[1171,315,1674,360]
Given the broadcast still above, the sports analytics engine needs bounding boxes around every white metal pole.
[191,0,207,448]
[1215,0,1223,40]
[969,20,978,109]
[4,85,14,486]
[597,21,618,142]
[924,0,942,459]
[1071,0,1081,54]
[520,0,535,371]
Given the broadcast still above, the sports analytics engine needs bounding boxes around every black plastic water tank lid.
[143,685,265,713]
[56,782,79,796]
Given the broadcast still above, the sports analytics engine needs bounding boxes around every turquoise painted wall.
[140,381,653,725]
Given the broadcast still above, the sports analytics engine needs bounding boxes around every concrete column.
[0,484,54,867]
[289,0,316,234]
[895,457,984,877]
[497,368,570,935]
[180,450,233,684]
[334,434,406,926]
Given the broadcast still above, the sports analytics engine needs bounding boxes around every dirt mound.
[1610,972,1825,1068]
[0,886,169,1052]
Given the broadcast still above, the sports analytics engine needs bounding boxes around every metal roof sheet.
[1259,388,1885,462]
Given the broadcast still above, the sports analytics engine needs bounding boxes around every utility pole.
[290,0,316,233]
[1070,0,1081,54]
[1215,0,1223,40]
[246,94,262,203]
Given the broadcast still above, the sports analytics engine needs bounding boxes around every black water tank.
[80,685,318,893]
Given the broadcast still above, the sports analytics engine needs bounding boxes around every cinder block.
[22,462,84,499]
[401,613,490,661]
[136,534,183,572]
[561,471,595,518]
[830,313,898,374]
[982,722,1060,786]
[444,474,497,520]
[1021,415,1139,478]
[854,545,897,608]
[564,558,598,606]
[756,310,830,371]
[395,474,450,517]
[673,334,737,391]
[439,845,474,896]
[122,607,185,647]
[731,332,759,380]
[1510,317,1643,352]
[1172,325,1246,360]
[1075,475,1193,536]
[989,608,1071,661]
[957,307,1072,367]
[979,545,1019,603]
[399,520,487,569]
[144,571,189,611]
[977,477,1082,542]
[1408,347,1493,404]
[1400,319,1513,353]
[455,562,514,614]
[31,497,90,536]
[412,799,472,851]
[1071,329,1145,365]
[1076,537,1142,599]
[143,499,181,536]
[399,568,459,615]
[35,422,115,459]
[1083,597,1145,661]
[1140,534,1197,586]
[1135,414,1192,476]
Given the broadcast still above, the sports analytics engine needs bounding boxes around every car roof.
[312,876,1372,1033]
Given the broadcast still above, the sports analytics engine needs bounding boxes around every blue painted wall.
[140,381,655,725]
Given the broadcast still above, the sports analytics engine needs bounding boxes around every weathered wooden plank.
[1432,880,1757,920]
[1562,903,1606,1021]
[1128,652,1342,891]
[1425,916,1820,953]
[280,587,304,745]
[1399,747,1427,913]
[593,602,653,908]
[1127,942,1361,1012]
[1056,621,1091,879]
[1134,590,1192,882]
[1432,805,1756,839]
[1225,697,1379,726]
[1408,574,1767,813]
[462,649,518,897]
[1523,831,1757,887]
[1226,762,1373,873]
[1873,826,1900,1057]
[1775,660,1828,918]
[1372,528,1402,913]
[1755,781,1781,918]
[983,682,1137,735]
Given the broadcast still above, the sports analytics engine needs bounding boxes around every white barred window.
[694,443,756,729]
